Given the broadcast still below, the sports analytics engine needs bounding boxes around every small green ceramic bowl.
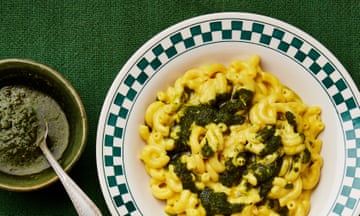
[0,59,87,191]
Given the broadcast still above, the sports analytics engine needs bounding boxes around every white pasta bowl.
[96,12,360,216]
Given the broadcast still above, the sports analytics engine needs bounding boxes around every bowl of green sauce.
[0,58,87,191]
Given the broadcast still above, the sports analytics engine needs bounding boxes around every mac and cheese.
[139,55,324,216]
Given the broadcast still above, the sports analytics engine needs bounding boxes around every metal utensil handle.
[40,143,102,216]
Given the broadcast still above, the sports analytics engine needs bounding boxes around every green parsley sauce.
[0,85,69,176]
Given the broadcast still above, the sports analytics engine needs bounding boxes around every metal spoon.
[38,121,102,216]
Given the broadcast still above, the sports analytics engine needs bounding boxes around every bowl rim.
[0,58,88,191]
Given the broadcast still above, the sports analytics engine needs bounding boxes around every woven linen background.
[0,0,359,215]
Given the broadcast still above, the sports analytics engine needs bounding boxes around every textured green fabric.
[0,0,358,215]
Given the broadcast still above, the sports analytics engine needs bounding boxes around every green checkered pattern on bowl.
[101,18,360,216]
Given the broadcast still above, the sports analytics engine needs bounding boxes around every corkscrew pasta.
[139,55,324,216]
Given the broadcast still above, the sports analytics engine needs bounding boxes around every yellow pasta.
[140,55,324,215]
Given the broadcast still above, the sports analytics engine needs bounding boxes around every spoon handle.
[40,143,102,216]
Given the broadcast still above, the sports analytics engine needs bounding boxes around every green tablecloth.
[0,1,359,215]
